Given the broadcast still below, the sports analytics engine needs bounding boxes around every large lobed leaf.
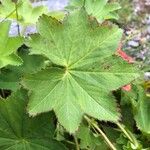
[24,9,139,133]
[0,21,23,68]
[0,90,67,150]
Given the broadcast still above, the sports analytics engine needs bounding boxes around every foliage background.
[0,0,150,150]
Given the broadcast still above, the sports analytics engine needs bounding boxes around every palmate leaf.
[85,1,121,22]
[24,10,139,133]
[0,21,23,68]
[67,0,121,22]
[17,0,48,25]
[0,0,48,25]
[0,0,16,18]
[0,90,67,150]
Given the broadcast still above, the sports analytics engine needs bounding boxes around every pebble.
[147,27,150,34]
[145,72,150,80]
[128,40,140,47]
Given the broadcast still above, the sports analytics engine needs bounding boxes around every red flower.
[116,43,134,91]
[116,43,134,63]
[122,84,132,91]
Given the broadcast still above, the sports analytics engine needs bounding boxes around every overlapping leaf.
[0,0,48,25]
[0,69,20,91]
[24,9,139,133]
[0,90,67,150]
[0,21,23,68]
[0,0,16,18]
[17,0,48,25]
[122,84,150,134]
[132,85,150,134]
[67,0,121,22]
[0,49,46,91]
[135,93,150,134]
[77,123,106,149]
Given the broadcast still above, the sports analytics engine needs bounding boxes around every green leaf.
[48,11,65,21]
[24,10,139,133]
[0,90,67,150]
[17,0,48,25]
[122,84,150,134]
[77,123,106,149]
[14,48,46,74]
[0,48,46,92]
[67,0,121,22]
[0,0,16,18]
[0,69,21,91]
[0,0,48,26]
[0,21,23,68]
[134,87,150,134]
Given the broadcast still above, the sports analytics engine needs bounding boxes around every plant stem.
[117,122,133,142]
[83,0,86,6]
[1,90,5,98]
[117,122,139,148]
[84,116,117,150]
[73,135,80,150]
[15,2,21,36]
[2,1,22,22]
[2,9,16,22]
[64,140,76,145]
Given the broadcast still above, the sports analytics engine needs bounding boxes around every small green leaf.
[77,123,104,149]
[14,48,46,74]
[122,84,150,134]
[67,0,121,22]
[0,21,23,68]
[0,69,21,91]
[134,87,150,134]
[0,0,16,18]
[0,48,46,93]
[0,0,48,26]
[48,11,65,21]
[17,0,48,25]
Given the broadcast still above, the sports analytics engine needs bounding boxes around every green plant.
[0,0,149,150]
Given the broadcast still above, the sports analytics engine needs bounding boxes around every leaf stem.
[84,116,117,150]
[117,122,132,141]
[2,9,16,22]
[1,89,5,98]
[83,0,86,7]
[73,135,80,150]
[117,122,139,148]
[1,1,22,22]
[15,2,21,36]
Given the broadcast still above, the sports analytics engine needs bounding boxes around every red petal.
[116,43,133,92]
[116,43,134,63]
[122,84,132,91]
